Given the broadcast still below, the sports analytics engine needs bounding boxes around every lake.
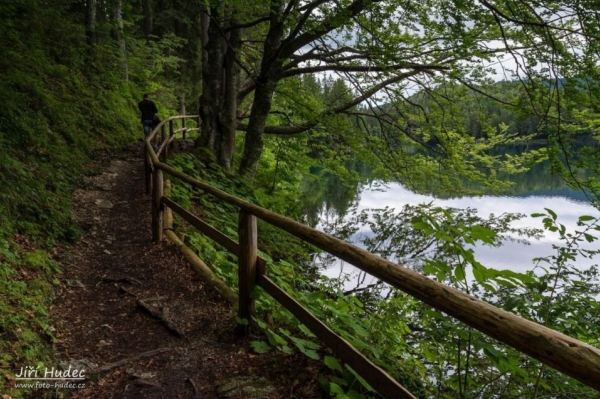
[303,147,600,289]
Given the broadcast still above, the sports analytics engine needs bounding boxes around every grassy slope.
[0,3,141,397]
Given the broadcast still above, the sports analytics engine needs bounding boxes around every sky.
[318,183,600,289]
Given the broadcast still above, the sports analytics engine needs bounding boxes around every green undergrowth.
[167,152,426,399]
[165,151,600,399]
[0,244,62,397]
[0,4,144,397]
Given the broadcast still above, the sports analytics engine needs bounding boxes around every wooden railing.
[145,115,600,398]
[143,115,201,196]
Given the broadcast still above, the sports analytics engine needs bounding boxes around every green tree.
[179,0,600,187]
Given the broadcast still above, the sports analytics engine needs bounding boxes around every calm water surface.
[305,153,600,287]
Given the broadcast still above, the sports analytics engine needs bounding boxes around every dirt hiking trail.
[50,144,322,399]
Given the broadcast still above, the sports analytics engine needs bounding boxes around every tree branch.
[284,0,330,44]
[225,14,270,31]
[237,65,446,135]
[280,62,450,78]
[343,282,383,295]
[480,0,598,39]
[279,0,383,59]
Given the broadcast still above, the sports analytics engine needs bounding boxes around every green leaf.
[454,265,465,281]
[346,366,374,392]
[330,382,345,395]
[584,233,596,243]
[303,349,320,360]
[412,221,429,231]
[544,208,557,220]
[495,278,516,288]
[422,263,438,275]
[330,377,348,387]
[255,318,267,329]
[504,296,521,311]
[579,215,596,222]
[324,356,344,372]
[472,265,485,283]
[250,341,271,354]
[290,334,320,348]
[266,330,288,347]
[345,390,366,399]
[471,225,497,244]
[483,346,501,364]
[298,324,317,338]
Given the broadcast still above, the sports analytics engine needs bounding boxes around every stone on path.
[95,199,113,209]
[216,376,276,398]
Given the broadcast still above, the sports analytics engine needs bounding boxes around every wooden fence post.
[152,169,164,242]
[144,149,151,194]
[182,117,187,140]
[160,124,167,162]
[238,210,257,335]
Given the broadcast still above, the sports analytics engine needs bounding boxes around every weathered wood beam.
[237,211,257,335]
[163,230,238,305]
[161,180,237,305]
[162,197,240,256]
[152,169,163,242]
[257,273,417,399]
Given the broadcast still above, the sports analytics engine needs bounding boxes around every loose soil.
[50,144,325,399]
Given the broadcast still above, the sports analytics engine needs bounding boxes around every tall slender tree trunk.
[113,0,128,80]
[219,26,241,169]
[198,8,223,152]
[85,0,97,46]
[142,0,153,39]
[180,94,186,115]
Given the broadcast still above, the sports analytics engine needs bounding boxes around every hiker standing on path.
[138,94,159,138]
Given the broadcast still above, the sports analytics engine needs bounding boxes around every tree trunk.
[142,0,153,39]
[113,0,128,80]
[85,0,97,46]
[238,81,275,176]
[197,8,241,170]
[198,8,223,152]
[180,93,186,115]
[238,0,286,176]
[219,25,241,170]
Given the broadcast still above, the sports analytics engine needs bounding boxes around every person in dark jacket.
[138,94,159,138]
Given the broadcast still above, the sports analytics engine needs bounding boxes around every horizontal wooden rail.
[174,127,200,134]
[162,180,238,304]
[257,273,417,399]
[164,229,238,304]
[156,136,169,157]
[160,194,413,397]
[147,115,199,142]
[162,197,240,256]
[150,158,600,391]
[148,120,432,396]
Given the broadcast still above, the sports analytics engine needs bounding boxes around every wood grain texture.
[144,150,151,194]
[152,169,163,242]
[164,229,238,305]
[162,197,239,256]
[238,211,257,335]
[146,115,199,141]
[257,274,417,399]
